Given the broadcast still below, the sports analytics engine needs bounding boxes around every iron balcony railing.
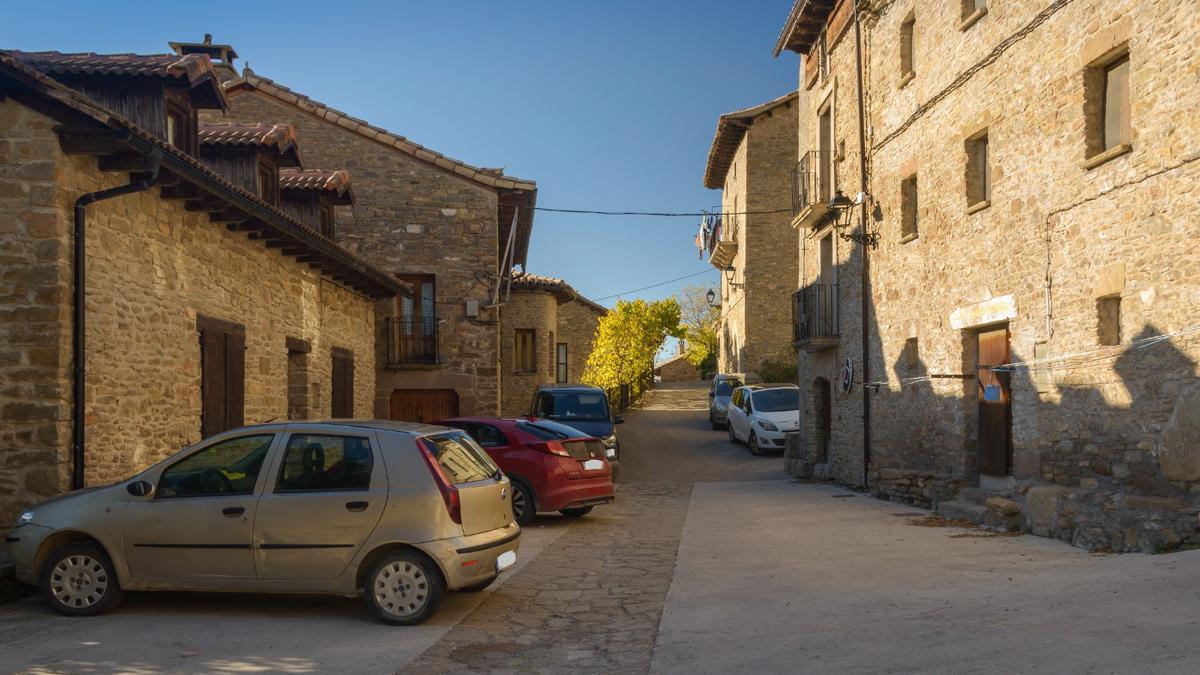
[792,150,832,218]
[386,316,438,366]
[792,283,839,345]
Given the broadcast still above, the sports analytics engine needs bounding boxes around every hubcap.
[512,487,527,520]
[374,561,429,617]
[50,555,107,609]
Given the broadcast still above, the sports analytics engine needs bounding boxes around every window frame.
[900,173,919,242]
[899,12,916,85]
[556,343,569,383]
[319,202,336,239]
[1083,45,1132,167]
[515,328,537,373]
[273,433,375,494]
[965,129,991,211]
[257,157,280,206]
[155,433,276,500]
[1101,54,1131,151]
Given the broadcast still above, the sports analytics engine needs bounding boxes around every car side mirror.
[614,415,624,424]
[708,391,715,398]
[127,480,154,497]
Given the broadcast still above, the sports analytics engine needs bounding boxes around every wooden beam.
[209,209,248,223]
[185,197,229,213]
[58,131,125,155]
[97,153,148,171]
[160,184,202,200]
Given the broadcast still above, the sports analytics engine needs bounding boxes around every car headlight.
[600,434,618,448]
[16,510,34,526]
[757,419,778,432]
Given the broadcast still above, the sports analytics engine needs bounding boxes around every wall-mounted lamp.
[723,266,745,291]
[828,189,879,248]
[706,288,717,306]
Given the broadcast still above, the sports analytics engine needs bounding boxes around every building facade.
[778,0,1200,552]
[701,92,800,379]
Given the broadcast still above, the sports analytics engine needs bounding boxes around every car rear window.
[534,392,610,421]
[517,420,591,441]
[424,431,499,484]
[714,380,741,396]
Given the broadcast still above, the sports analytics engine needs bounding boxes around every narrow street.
[3,382,1199,673]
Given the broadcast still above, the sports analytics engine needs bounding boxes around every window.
[319,203,336,239]
[1103,56,1131,151]
[286,337,311,420]
[395,274,437,363]
[157,434,274,498]
[751,388,800,412]
[535,391,611,421]
[330,349,354,418]
[900,174,919,241]
[961,0,987,28]
[422,432,498,485]
[199,316,245,438]
[1084,47,1131,164]
[1097,296,1121,346]
[257,160,279,206]
[459,423,508,448]
[165,101,193,153]
[818,28,830,81]
[966,131,991,209]
[515,329,536,373]
[548,331,555,374]
[276,434,373,492]
[818,105,834,202]
[556,343,569,383]
[900,13,916,83]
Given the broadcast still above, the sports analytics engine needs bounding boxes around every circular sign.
[836,358,854,399]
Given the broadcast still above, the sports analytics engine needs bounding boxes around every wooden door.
[976,326,1013,476]
[389,389,460,424]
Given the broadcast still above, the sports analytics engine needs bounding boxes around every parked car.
[726,384,801,455]
[530,385,623,477]
[3,421,519,625]
[708,374,745,429]
[437,417,615,525]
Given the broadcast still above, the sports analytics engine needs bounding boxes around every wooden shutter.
[199,316,245,437]
[331,350,354,418]
[225,331,245,429]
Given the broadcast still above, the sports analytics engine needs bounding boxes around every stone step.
[936,500,988,524]
[957,487,995,505]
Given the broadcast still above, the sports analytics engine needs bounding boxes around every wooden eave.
[773,0,838,56]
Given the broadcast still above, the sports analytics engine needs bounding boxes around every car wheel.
[459,576,498,593]
[510,480,536,526]
[366,550,444,625]
[749,432,764,456]
[40,542,124,617]
[560,506,594,518]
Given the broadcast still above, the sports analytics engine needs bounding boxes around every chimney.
[169,36,240,82]
[677,339,686,355]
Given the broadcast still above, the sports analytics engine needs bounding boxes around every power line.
[592,269,715,302]
[535,207,792,217]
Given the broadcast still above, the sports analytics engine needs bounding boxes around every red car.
[436,417,615,525]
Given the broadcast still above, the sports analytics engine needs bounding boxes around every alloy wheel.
[373,560,429,618]
[50,554,108,609]
[511,485,528,522]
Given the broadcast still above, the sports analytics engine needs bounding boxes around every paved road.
[4,381,1199,673]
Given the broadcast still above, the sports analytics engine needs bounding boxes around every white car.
[726,384,801,456]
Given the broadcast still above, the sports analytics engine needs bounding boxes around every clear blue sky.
[1,1,798,308]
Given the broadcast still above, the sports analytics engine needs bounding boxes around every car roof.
[741,383,799,391]
[226,419,452,435]
[535,384,604,393]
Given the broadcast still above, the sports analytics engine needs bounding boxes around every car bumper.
[538,474,615,512]
[754,428,792,449]
[421,521,521,590]
[711,408,728,423]
[4,523,52,586]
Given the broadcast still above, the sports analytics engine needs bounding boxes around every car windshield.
[714,380,741,396]
[535,392,609,421]
[518,420,592,440]
[752,388,800,412]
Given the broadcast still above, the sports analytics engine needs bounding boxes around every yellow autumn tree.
[582,298,683,404]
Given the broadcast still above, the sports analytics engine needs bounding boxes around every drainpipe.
[852,0,872,487]
[71,143,162,489]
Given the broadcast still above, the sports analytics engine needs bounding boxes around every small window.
[515,329,536,373]
[900,14,916,82]
[1097,296,1121,346]
[157,434,274,498]
[901,174,919,240]
[257,160,279,206]
[276,434,373,492]
[965,131,990,208]
[556,343,569,383]
[165,101,192,152]
[319,203,336,239]
[423,432,498,485]
[1102,55,1131,150]
[961,0,986,23]
[1084,48,1131,162]
[331,350,354,418]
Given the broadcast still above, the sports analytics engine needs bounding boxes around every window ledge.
[899,71,915,89]
[900,232,919,244]
[1083,143,1133,170]
[959,7,988,31]
[966,199,991,215]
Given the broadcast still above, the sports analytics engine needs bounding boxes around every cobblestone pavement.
[407,381,784,672]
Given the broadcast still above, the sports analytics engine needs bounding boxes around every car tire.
[749,432,764,457]
[40,541,124,617]
[366,550,445,626]
[459,576,498,593]
[560,506,594,518]
[510,480,536,526]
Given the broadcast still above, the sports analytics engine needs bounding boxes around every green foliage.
[582,298,683,401]
[676,285,720,377]
[757,359,798,384]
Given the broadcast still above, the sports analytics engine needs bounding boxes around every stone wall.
[499,290,558,416]
[556,299,603,385]
[656,356,701,382]
[717,139,748,375]
[0,98,379,522]
[208,89,503,417]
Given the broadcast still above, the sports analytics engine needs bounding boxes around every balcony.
[700,211,738,269]
[385,316,438,367]
[792,283,839,352]
[792,150,832,230]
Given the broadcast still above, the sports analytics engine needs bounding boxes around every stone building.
[0,51,404,523]
[701,91,800,379]
[498,273,606,416]
[776,0,1200,551]
[171,37,538,423]
[655,353,701,383]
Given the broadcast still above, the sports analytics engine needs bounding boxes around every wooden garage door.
[389,389,460,424]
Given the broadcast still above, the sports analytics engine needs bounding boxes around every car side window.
[276,434,374,492]
[743,392,753,412]
[466,423,508,448]
[157,434,274,498]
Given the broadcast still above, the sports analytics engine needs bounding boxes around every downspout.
[72,144,162,490]
[852,0,872,487]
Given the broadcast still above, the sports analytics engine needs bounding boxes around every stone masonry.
[499,288,558,416]
[556,297,605,385]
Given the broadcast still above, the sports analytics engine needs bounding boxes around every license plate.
[496,550,516,573]
[582,459,605,471]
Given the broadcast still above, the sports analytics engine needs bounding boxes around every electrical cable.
[534,207,792,217]
[591,269,716,302]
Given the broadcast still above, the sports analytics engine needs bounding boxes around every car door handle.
[222,506,245,517]
[345,501,369,512]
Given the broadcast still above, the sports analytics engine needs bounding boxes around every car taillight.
[417,438,461,525]
[533,441,571,457]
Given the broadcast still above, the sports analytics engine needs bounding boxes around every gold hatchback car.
[3,421,520,625]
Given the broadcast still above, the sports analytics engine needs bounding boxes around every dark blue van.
[530,385,622,476]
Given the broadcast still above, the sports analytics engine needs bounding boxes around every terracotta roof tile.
[200,122,302,167]
[9,50,227,110]
[279,168,354,204]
